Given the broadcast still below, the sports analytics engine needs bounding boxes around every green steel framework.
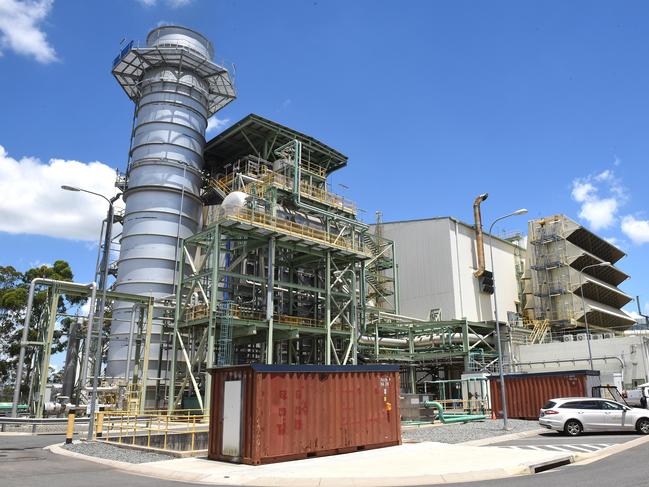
[168,138,372,411]
[19,281,154,417]
[167,116,497,411]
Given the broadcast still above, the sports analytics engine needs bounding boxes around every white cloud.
[0,144,121,241]
[579,198,619,231]
[136,0,192,7]
[206,116,229,135]
[594,170,613,182]
[621,215,649,245]
[0,0,57,63]
[570,169,627,231]
[571,181,596,203]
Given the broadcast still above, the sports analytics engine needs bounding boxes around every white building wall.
[381,217,520,323]
[382,219,456,320]
[517,336,649,389]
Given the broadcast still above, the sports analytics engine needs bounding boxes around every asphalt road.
[448,437,649,487]
[0,434,199,487]
[492,430,641,454]
[1,432,648,487]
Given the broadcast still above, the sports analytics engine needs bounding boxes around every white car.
[539,397,649,436]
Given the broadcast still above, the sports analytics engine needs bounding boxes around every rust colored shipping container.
[490,370,601,420]
[208,364,401,465]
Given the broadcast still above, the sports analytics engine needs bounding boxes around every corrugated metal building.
[376,217,524,323]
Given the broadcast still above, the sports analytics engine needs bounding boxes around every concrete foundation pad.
[48,440,575,486]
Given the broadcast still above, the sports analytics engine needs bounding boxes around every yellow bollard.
[96,412,104,438]
[65,412,75,444]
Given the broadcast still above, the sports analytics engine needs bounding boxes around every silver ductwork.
[109,26,235,379]
[358,333,492,348]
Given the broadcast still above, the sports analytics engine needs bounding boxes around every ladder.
[216,301,234,366]
[529,319,550,344]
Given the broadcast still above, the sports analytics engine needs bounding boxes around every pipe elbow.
[473,193,489,207]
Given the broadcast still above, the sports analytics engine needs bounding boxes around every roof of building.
[203,113,348,174]
[377,216,523,249]
[532,214,626,263]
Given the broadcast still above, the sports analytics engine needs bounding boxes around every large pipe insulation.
[61,319,80,401]
[358,333,492,348]
[473,193,489,277]
[109,26,235,379]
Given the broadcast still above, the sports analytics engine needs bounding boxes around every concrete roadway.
[1,432,648,487]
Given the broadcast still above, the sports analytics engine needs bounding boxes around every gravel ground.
[63,441,175,463]
[402,419,540,444]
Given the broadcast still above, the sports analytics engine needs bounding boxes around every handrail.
[212,170,356,214]
[183,302,345,330]
[216,206,369,256]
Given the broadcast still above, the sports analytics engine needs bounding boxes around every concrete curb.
[526,455,575,473]
[45,441,574,486]
[460,428,547,446]
[45,443,135,470]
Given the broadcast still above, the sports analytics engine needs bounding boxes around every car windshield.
[542,401,556,409]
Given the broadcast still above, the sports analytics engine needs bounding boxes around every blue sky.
[0,0,647,317]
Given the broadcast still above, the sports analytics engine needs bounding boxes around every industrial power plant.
[5,25,649,465]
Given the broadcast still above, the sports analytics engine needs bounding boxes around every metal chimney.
[109,26,235,383]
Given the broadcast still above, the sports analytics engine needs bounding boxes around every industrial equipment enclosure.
[208,364,401,464]
[490,370,601,420]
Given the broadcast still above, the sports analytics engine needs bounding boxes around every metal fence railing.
[99,410,209,452]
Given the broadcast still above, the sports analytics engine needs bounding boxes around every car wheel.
[564,419,583,436]
[636,418,649,435]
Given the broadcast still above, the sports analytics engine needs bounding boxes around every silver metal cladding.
[109,26,235,381]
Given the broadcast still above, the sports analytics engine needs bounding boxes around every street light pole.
[61,185,119,439]
[578,261,611,371]
[488,208,528,431]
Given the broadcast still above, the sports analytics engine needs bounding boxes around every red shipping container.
[490,370,601,420]
[208,364,401,464]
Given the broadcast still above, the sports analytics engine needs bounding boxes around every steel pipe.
[11,279,97,417]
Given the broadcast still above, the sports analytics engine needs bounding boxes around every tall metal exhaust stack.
[110,26,235,386]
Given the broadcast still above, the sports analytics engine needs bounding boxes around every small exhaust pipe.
[473,193,489,277]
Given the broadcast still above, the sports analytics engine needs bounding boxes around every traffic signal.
[479,270,494,294]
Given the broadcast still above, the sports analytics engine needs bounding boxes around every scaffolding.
[526,215,634,332]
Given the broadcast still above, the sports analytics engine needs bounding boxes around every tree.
[0,261,83,391]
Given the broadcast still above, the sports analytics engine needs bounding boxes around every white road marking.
[542,445,575,452]
[499,443,618,453]
[561,444,596,452]
[578,443,605,450]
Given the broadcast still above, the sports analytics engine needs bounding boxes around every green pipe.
[423,401,486,423]
[279,138,369,230]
